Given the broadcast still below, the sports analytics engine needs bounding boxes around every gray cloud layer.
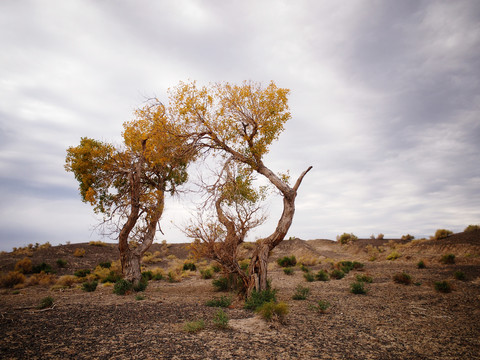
[1,0,479,250]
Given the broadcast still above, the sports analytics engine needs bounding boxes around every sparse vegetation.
[73,248,86,257]
[0,271,26,288]
[74,269,91,278]
[212,276,230,291]
[37,296,54,309]
[32,262,53,274]
[453,270,466,281]
[283,267,294,275]
[89,241,108,246]
[81,280,98,292]
[303,272,315,282]
[440,254,455,264]
[292,284,310,300]
[329,269,345,280]
[386,251,401,260]
[213,309,229,329]
[56,259,68,268]
[183,319,205,333]
[337,233,358,245]
[401,234,415,241]
[205,296,232,308]
[15,258,33,274]
[256,301,289,323]
[434,280,452,293]
[417,260,426,269]
[300,264,310,273]
[200,268,213,279]
[464,224,480,232]
[309,300,331,313]
[183,262,196,271]
[434,229,453,240]
[135,294,145,301]
[350,281,368,294]
[244,288,277,311]
[99,261,111,269]
[393,272,412,285]
[113,279,133,295]
[277,255,297,267]
[355,274,373,283]
[315,270,329,281]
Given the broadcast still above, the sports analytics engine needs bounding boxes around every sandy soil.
[1,232,480,359]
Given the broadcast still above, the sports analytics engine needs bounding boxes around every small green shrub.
[303,272,315,282]
[113,279,133,295]
[277,255,297,267]
[152,272,164,281]
[337,233,358,245]
[283,267,294,275]
[417,260,426,269]
[453,270,466,281]
[200,268,213,279]
[256,301,289,322]
[99,261,111,269]
[393,272,412,285]
[183,319,205,333]
[102,271,122,283]
[135,294,145,301]
[315,270,329,281]
[141,271,153,281]
[74,269,91,278]
[434,280,452,293]
[309,300,331,313]
[350,281,368,294]
[300,264,310,273]
[133,279,148,292]
[401,234,415,241]
[37,296,54,309]
[183,262,196,271]
[434,229,453,240]
[212,276,230,291]
[81,280,98,292]
[205,296,232,308]
[244,288,277,310]
[56,259,67,268]
[440,254,455,264]
[355,274,373,283]
[32,262,53,274]
[330,269,345,280]
[337,261,354,273]
[292,284,310,300]
[213,309,229,329]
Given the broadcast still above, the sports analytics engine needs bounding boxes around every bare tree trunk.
[122,250,142,284]
[247,165,312,295]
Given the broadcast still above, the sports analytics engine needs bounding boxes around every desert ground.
[1,230,479,359]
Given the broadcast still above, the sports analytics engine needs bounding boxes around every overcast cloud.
[1,0,479,251]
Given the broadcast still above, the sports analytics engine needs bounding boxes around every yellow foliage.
[15,257,33,274]
[27,272,56,286]
[56,275,79,288]
[73,248,86,257]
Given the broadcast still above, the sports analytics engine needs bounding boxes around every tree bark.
[247,165,312,295]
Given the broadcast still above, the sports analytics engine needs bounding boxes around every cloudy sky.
[1,0,479,251]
